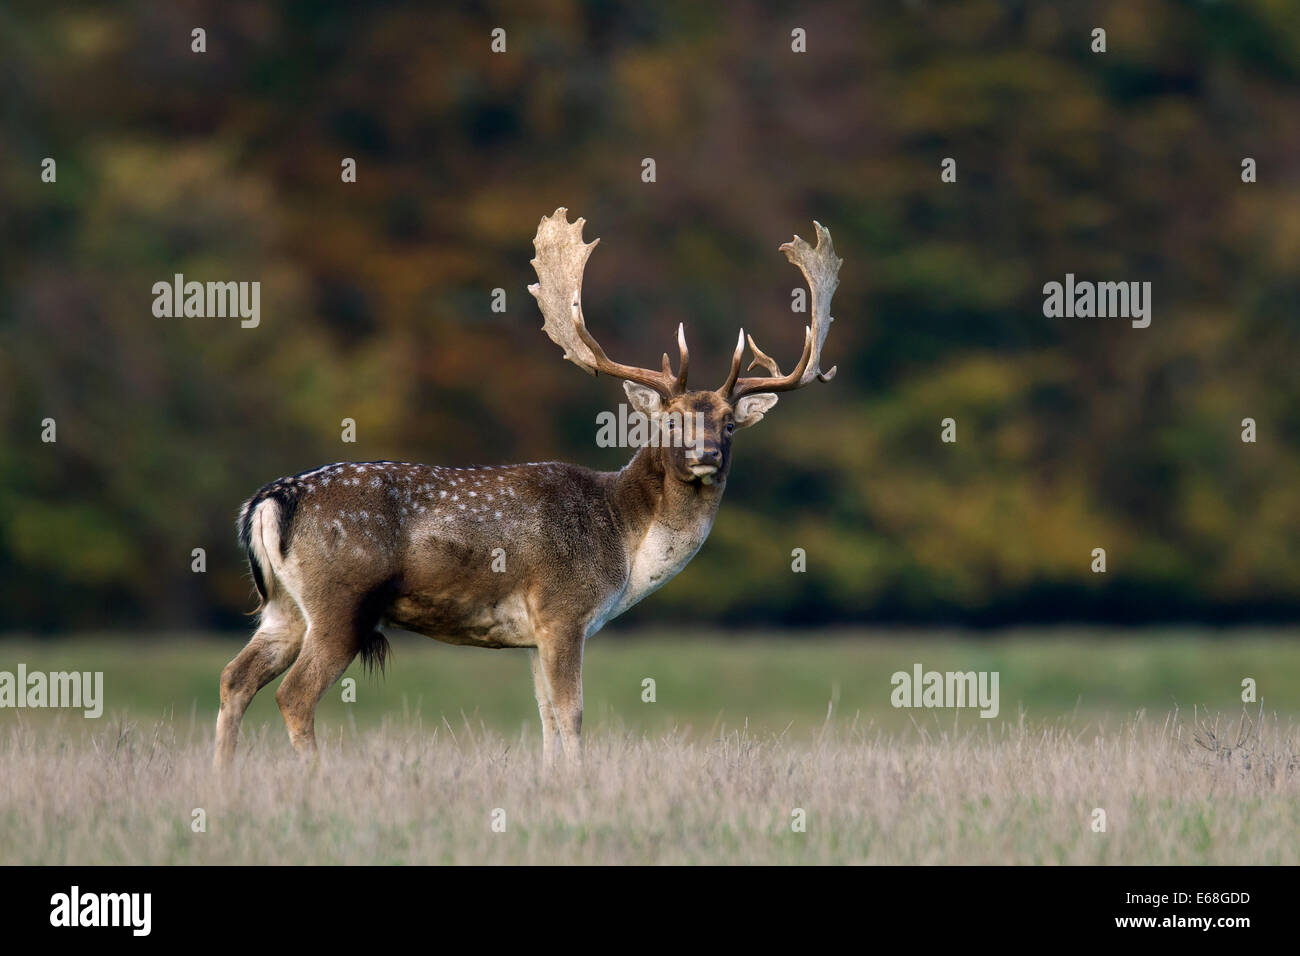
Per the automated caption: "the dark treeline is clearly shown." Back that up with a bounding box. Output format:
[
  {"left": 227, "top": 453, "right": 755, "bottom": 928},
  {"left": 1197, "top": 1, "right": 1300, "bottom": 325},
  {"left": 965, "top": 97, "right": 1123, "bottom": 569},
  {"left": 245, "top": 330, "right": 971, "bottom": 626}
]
[{"left": 2, "top": 1, "right": 1299, "bottom": 631}]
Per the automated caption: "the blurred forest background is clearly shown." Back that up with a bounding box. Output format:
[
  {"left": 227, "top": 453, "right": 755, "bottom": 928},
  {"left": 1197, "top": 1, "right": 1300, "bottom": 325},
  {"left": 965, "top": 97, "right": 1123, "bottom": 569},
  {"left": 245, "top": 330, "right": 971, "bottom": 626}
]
[{"left": 2, "top": 0, "right": 1299, "bottom": 632}]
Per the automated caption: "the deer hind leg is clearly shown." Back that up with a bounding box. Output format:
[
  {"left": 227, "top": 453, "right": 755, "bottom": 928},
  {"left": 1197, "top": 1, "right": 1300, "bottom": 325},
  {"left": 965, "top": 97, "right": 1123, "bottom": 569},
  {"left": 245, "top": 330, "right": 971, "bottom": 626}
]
[
  {"left": 274, "top": 602, "right": 367, "bottom": 760},
  {"left": 534, "top": 629, "right": 584, "bottom": 767},
  {"left": 214, "top": 598, "right": 305, "bottom": 769},
  {"left": 529, "top": 650, "right": 563, "bottom": 767}
]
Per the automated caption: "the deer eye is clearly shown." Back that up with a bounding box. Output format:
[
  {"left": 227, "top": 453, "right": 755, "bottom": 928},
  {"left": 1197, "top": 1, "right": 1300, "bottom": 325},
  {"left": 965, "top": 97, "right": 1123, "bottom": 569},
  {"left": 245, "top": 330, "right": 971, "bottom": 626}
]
[{"left": 724, "top": 422, "right": 735, "bottom": 434}]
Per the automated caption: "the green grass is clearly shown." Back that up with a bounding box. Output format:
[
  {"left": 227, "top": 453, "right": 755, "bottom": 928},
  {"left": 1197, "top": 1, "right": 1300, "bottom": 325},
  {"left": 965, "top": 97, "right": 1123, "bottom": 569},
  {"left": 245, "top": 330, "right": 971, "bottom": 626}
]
[{"left": 2, "top": 628, "right": 1297, "bottom": 737}]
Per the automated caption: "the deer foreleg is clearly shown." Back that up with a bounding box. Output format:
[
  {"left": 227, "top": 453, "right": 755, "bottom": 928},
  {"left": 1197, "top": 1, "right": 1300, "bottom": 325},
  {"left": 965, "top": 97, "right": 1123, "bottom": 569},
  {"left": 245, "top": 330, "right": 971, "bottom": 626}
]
[
  {"left": 529, "top": 650, "right": 563, "bottom": 767},
  {"left": 534, "top": 629, "right": 584, "bottom": 767}
]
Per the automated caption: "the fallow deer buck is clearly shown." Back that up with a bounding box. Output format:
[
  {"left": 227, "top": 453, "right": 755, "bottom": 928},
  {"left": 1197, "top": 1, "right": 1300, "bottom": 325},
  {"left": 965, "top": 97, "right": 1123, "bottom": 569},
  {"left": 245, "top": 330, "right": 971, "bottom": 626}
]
[{"left": 214, "top": 208, "right": 841, "bottom": 769}]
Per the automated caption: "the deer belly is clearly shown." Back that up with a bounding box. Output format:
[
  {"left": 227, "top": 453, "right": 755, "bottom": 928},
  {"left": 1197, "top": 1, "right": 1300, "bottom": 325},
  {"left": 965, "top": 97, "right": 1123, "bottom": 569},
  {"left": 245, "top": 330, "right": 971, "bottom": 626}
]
[{"left": 385, "top": 591, "right": 534, "bottom": 649}]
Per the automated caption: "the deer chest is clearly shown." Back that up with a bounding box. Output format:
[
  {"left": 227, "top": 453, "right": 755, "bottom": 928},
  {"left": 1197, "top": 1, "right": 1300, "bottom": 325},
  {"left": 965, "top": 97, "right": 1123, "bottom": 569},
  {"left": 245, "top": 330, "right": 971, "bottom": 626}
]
[{"left": 604, "top": 514, "right": 716, "bottom": 626}]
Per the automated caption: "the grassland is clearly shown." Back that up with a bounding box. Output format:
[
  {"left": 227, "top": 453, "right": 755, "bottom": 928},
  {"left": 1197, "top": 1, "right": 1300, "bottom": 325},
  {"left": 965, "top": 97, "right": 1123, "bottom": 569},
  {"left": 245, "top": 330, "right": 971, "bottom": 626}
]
[{"left": 0, "top": 630, "right": 1297, "bottom": 864}]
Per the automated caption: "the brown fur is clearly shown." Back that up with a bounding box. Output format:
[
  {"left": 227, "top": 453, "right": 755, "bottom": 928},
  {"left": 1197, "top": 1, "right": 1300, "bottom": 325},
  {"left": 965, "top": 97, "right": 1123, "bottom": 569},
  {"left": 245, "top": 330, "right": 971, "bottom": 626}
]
[{"left": 214, "top": 391, "right": 752, "bottom": 769}]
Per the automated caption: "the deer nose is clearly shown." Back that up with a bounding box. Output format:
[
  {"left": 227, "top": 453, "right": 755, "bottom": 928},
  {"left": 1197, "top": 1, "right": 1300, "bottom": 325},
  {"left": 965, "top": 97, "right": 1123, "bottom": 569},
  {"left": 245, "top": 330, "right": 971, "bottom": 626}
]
[{"left": 691, "top": 445, "right": 721, "bottom": 466}]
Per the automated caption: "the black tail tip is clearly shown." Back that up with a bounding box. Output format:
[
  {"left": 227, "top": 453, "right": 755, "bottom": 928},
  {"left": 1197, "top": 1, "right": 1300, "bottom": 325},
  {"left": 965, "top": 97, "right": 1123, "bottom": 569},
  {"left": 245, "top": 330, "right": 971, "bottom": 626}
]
[{"left": 359, "top": 629, "right": 392, "bottom": 676}]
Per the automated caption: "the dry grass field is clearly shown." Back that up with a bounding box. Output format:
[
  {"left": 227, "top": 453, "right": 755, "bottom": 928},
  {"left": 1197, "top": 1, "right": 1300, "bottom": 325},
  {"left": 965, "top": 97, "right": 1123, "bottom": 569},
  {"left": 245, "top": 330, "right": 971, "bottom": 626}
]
[
  {"left": 1, "top": 632, "right": 1297, "bottom": 864},
  {"left": 1, "top": 709, "right": 1296, "bottom": 865}
]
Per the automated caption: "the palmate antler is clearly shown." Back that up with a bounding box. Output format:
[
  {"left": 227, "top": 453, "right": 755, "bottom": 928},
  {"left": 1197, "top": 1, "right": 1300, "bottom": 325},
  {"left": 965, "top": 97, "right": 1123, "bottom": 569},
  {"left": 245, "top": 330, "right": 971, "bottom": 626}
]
[
  {"left": 528, "top": 207, "right": 689, "bottom": 399},
  {"left": 528, "top": 208, "right": 840, "bottom": 404},
  {"left": 717, "top": 221, "right": 841, "bottom": 400}
]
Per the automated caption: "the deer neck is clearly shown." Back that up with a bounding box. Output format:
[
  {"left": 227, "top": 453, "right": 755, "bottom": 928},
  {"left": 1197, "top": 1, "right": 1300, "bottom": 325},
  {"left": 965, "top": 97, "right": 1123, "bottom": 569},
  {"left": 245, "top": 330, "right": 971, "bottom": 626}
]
[
  {"left": 609, "top": 445, "right": 725, "bottom": 538},
  {"left": 601, "top": 445, "right": 725, "bottom": 623}
]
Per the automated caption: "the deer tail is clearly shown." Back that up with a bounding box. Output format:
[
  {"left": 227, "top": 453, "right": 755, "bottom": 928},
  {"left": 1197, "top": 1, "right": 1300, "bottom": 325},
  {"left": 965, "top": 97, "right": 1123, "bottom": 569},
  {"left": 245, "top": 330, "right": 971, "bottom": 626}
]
[{"left": 236, "top": 494, "right": 293, "bottom": 615}]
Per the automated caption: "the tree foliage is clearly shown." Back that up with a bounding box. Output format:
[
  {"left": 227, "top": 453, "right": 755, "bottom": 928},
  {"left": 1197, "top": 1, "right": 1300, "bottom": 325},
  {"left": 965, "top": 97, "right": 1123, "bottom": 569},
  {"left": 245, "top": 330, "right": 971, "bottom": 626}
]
[{"left": 2, "top": 1, "right": 1298, "bottom": 628}]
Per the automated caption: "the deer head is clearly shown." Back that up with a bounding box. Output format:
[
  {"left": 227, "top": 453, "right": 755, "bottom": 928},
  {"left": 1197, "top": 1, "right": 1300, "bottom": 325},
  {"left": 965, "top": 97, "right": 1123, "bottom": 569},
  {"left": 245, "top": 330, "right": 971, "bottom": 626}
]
[{"left": 527, "top": 207, "right": 841, "bottom": 487}]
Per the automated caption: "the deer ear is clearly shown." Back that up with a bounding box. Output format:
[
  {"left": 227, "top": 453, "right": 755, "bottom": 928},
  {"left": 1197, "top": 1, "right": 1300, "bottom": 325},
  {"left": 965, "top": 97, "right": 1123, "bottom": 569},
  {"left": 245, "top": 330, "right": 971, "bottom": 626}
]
[
  {"left": 623, "top": 381, "right": 663, "bottom": 418},
  {"left": 734, "top": 392, "right": 779, "bottom": 429}
]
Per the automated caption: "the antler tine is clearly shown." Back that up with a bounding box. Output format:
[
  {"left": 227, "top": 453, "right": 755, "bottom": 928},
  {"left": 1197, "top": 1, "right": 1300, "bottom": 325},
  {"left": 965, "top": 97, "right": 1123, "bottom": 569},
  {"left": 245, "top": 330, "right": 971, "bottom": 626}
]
[
  {"left": 722, "top": 221, "right": 842, "bottom": 400},
  {"left": 745, "top": 332, "right": 782, "bottom": 377},
  {"left": 718, "top": 328, "right": 745, "bottom": 397},
  {"left": 673, "top": 322, "right": 689, "bottom": 393},
  {"left": 529, "top": 208, "right": 685, "bottom": 398}
]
